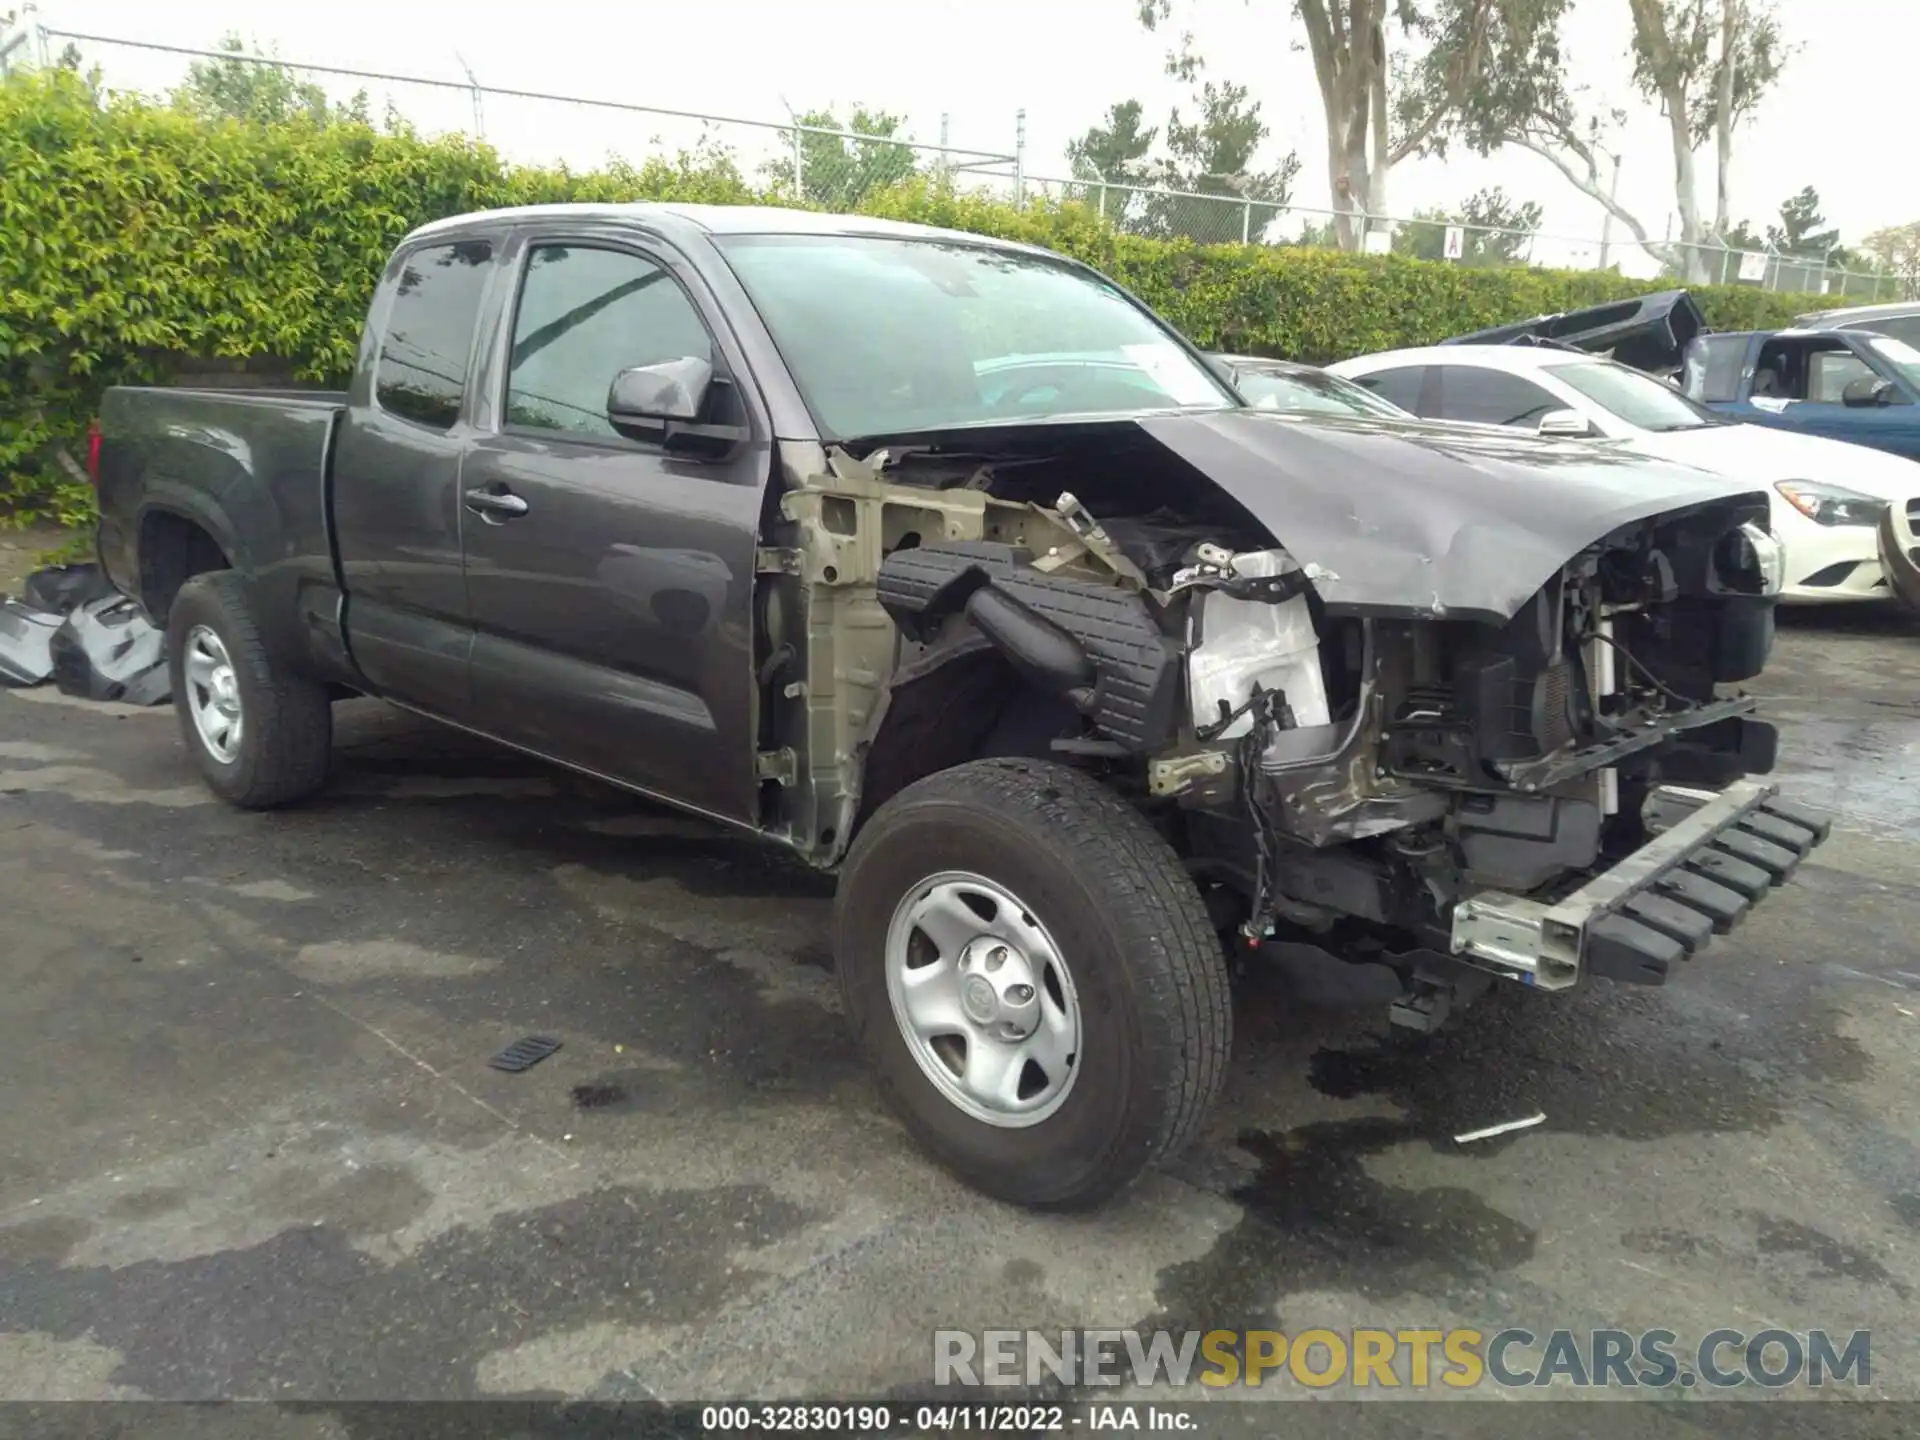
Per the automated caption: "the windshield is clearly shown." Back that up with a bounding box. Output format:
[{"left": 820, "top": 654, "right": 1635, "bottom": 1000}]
[
  {"left": 714, "top": 234, "right": 1235, "bottom": 438},
  {"left": 1232, "top": 365, "right": 1409, "bottom": 418},
  {"left": 1867, "top": 335, "right": 1920, "bottom": 390},
  {"left": 1545, "top": 359, "right": 1720, "bottom": 432}
]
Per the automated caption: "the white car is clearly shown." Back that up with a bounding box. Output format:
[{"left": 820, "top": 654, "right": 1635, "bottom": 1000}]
[{"left": 1326, "top": 344, "right": 1920, "bottom": 604}]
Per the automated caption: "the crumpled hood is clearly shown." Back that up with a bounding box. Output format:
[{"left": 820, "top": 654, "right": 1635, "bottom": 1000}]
[{"left": 1134, "top": 409, "right": 1771, "bottom": 623}]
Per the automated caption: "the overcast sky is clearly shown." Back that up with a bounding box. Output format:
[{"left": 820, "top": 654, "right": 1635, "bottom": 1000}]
[{"left": 27, "top": 0, "right": 1914, "bottom": 277}]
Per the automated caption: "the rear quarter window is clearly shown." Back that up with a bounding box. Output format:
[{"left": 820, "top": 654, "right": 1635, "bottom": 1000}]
[
  {"left": 1349, "top": 366, "right": 1428, "bottom": 414},
  {"left": 374, "top": 240, "right": 494, "bottom": 430}
]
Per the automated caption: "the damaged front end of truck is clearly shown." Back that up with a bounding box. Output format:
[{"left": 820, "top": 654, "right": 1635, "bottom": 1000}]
[{"left": 752, "top": 408, "right": 1830, "bottom": 1028}]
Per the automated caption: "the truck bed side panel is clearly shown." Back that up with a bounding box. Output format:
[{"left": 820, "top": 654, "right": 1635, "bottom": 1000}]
[{"left": 96, "top": 386, "right": 355, "bottom": 685}]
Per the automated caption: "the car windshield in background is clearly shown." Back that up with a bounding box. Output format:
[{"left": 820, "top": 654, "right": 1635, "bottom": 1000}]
[
  {"left": 1866, "top": 335, "right": 1920, "bottom": 391},
  {"left": 1546, "top": 359, "right": 1720, "bottom": 432},
  {"left": 714, "top": 234, "right": 1235, "bottom": 439},
  {"left": 1233, "top": 366, "right": 1408, "bottom": 418}
]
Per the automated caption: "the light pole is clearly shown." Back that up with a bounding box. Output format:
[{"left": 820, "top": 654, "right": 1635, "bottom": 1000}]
[{"left": 1597, "top": 146, "right": 1623, "bottom": 272}]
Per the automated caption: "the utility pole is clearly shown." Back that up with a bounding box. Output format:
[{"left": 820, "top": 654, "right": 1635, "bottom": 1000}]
[
  {"left": 779, "top": 95, "right": 804, "bottom": 202},
  {"left": 1013, "top": 109, "right": 1027, "bottom": 209},
  {"left": 455, "top": 53, "right": 484, "bottom": 139},
  {"left": 1597, "top": 149, "right": 1623, "bottom": 271}
]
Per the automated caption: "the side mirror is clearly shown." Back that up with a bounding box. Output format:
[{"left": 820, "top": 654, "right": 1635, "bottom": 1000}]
[
  {"left": 607, "top": 357, "right": 713, "bottom": 438},
  {"left": 1842, "top": 376, "right": 1895, "bottom": 409},
  {"left": 1537, "top": 408, "right": 1593, "bottom": 438}
]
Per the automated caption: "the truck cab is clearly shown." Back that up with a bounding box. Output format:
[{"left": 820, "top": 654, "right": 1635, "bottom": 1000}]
[{"left": 1682, "top": 327, "right": 1920, "bottom": 461}]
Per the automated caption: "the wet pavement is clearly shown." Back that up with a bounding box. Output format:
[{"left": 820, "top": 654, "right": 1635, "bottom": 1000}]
[{"left": 0, "top": 605, "right": 1916, "bottom": 1421}]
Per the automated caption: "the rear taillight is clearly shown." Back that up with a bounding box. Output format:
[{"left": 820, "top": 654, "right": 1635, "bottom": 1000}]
[{"left": 85, "top": 419, "right": 102, "bottom": 487}]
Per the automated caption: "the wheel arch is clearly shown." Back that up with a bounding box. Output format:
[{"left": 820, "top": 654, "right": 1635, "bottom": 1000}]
[
  {"left": 136, "top": 503, "right": 236, "bottom": 626},
  {"left": 851, "top": 638, "right": 1087, "bottom": 845}
]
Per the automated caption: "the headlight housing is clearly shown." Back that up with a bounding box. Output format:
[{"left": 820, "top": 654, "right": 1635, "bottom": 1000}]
[
  {"left": 1774, "top": 480, "right": 1889, "bottom": 527},
  {"left": 1711, "top": 521, "right": 1785, "bottom": 597}
]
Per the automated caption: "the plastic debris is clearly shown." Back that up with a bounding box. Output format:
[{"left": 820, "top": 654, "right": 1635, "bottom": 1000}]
[
  {"left": 49, "top": 596, "right": 171, "bottom": 706},
  {"left": 0, "top": 600, "right": 64, "bottom": 686},
  {"left": 1455, "top": 1113, "right": 1546, "bottom": 1144},
  {"left": 1, "top": 561, "right": 168, "bottom": 705},
  {"left": 22, "top": 562, "right": 114, "bottom": 615}
]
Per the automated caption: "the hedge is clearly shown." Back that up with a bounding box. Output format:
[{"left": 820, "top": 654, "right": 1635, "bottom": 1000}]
[{"left": 0, "top": 69, "right": 1849, "bottom": 523}]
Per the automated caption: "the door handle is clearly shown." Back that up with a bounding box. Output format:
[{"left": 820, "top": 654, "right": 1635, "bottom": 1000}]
[{"left": 464, "top": 486, "right": 529, "bottom": 522}]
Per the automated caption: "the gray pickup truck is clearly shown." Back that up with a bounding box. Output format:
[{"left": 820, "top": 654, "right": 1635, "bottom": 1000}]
[{"left": 93, "top": 203, "right": 1830, "bottom": 1208}]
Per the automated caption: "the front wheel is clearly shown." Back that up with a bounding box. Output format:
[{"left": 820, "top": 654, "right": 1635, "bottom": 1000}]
[{"left": 833, "top": 758, "right": 1231, "bottom": 1209}]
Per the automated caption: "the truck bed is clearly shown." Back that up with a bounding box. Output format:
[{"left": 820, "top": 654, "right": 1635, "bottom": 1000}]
[{"left": 95, "top": 384, "right": 350, "bottom": 683}]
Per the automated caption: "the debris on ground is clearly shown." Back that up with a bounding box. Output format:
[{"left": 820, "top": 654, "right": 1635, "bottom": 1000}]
[
  {"left": 23, "top": 563, "right": 114, "bottom": 614},
  {"left": 0, "top": 561, "right": 170, "bottom": 706},
  {"left": 50, "top": 596, "right": 170, "bottom": 706},
  {"left": 0, "top": 601, "right": 62, "bottom": 686},
  {"left": 488, "top": 1035, "right": 563, "bottom": 1073},
  {"left": 1454, "top": 1112, "right": 1546, "bottom": 1144}
]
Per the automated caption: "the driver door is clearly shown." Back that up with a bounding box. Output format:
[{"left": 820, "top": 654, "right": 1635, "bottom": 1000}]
[
  {"left": 457, "top": 228, "right": 770, "bottom": 823},
  {"left": 1748, "top": 336, "right": 1915, "bottom": 454}
]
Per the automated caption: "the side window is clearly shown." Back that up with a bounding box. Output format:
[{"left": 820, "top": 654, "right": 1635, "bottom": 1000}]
[
  {"left": 375, "top": 240, "right": 493, "bottom": 430},
  {"left": 1432, "top": 367, "right": 1560, "bottom": 427},
  {"left": 1350, "top": 366, "right": 1427, "bottom": 414},
  {"left": 1808, "top": 348, "right": 1875, "bottom": 403},
  {"left": 1752, "top": 338, "right": 1797, "bottom": 398},
  {"left": 506, "top": 245, "right": 714, "bottom": 441},
  {"left": 1685, "top": 336, "right": 1748, "bottom": 403}
]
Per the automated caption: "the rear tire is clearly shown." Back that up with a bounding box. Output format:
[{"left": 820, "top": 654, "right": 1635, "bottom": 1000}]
[
  {"left": 166, "top": 572, "right": 332, "bottom": 809},
  {"left": 833, "top": 758, "right": 1231, "bottom": 1209}
]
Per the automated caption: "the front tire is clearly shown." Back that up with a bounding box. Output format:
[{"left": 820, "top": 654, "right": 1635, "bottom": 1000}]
[
  {"left": 833, "top": 758, "right": 1231, "bottom": 1209},
  {"left": 166, "top": 572, "right": 332, "bottom": 808}
]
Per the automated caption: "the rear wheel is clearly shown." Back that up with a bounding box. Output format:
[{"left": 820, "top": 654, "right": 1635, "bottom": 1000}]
[
  {"left": 166, "top": 572, "right": 332, "bottom": 808},
  {"left": 833, "top": 758, "right": 1231, "bottom": 1209}
]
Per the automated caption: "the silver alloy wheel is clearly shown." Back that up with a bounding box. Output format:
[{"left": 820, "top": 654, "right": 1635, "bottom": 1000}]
[
  {"left": 885, "top": 871, "right": 1082, "bottom": 1127},
  {"left": 183, "top": 624, "right": 244, "bottom": 765}
]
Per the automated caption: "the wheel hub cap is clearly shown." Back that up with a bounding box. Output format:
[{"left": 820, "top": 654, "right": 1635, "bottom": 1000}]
[
  {"left": 884, "top": 872, "right": 1082, "bottom": 1128},
  {"left": 183, "top": 625, "right": 244, "bottom": 765}
]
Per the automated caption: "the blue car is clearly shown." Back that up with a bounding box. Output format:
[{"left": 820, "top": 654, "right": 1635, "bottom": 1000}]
[{"left": 1683, "top": 325, "right": 1920, "bottom": 462}]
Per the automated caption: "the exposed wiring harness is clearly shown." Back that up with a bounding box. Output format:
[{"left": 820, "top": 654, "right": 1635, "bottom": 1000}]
[
  {"left": 1231, "top": 685, "right": 1295, "bottom": 942},
  {"left": 1580, "top": 626, "right": 1695, "bottom": 710}
]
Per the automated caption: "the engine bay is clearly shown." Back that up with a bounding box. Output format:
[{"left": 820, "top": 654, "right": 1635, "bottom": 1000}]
[{"left": 757, "top": 413, "right": 1789, "bottom": 1007}]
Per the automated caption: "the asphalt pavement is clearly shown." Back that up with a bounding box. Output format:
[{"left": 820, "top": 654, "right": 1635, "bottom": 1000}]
[{"left": 0, "top": 606, "right": 1915, "bottom": 1424}]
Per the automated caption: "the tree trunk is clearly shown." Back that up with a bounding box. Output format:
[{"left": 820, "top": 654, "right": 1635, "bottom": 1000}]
[
  {"left": 1662, "top": 87, "right": 1707, "bottom": 281},
  {"left": 1712, "top": 0, "right": 1735, "bottom": 235},
  {"left": 1365, "top": 29, "right": 1390, "bottom": 245},
  {"left": 1332, "top": 114, "right": 1372, "bottom": 251}
]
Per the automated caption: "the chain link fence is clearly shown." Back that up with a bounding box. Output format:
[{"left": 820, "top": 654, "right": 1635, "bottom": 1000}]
[
  {"left": 15, "top": 22, "right": 1024, "bottom": 213},
  {"left": 4, "top": 16, "right": 1903, "bottom": 300},
  {"left": 1027, "top": 174, "right": 1900, "bottom": 298}
]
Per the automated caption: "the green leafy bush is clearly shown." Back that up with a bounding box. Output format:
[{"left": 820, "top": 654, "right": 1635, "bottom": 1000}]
[{"left": 0, "top": 70, "right": 1849, "bottom": 521}]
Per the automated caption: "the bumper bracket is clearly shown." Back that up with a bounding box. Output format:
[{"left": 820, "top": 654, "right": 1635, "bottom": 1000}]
[{"left": 1449, "top": 780, "right": 1830, "bottom": 990}]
